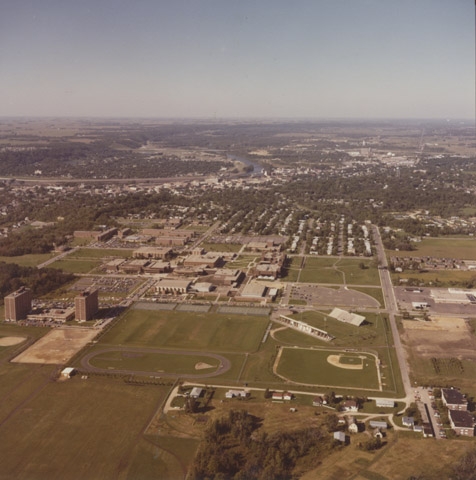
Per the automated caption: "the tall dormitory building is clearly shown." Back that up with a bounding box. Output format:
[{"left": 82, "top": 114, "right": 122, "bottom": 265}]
[
  {"left": 74, "top": 289, "right": 99, "bottom": 321},
  {"left": 4, "top": 287, "right": 32, "bottom": 321}
]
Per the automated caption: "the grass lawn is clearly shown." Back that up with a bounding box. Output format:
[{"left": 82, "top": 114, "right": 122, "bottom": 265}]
[
  {"left": 0, "top": 253, "right": 54, "bottom": 267},
  {"left": 227, "top": 255, "right": 258, "bottom": 269},
  {"left": 277, "top": 347, "right": 380, "bottom": 389},
  {"left": 89, "top": 350, "right": 220, "bottom": 375},
  {"left": 282, "top": 256, "right": 303, "bottom": 282},
  {"left": 98, "top": 308, "right": 269, "bottom": 353},
  {"left": 50, "top": 258, "right": 102, "bottom": 273},
  {"left": 0, "top": 375, "right": 169, "bottom": 480},
  {"left": 299, "top": 257, "right": 380, "bottom": 285},
  {"left": 392, "top": 269, "right": 476, "bottom": 287},
  {"left": 387, "top": 237, "right": 476, "bottom": 260},
  {"left": 201, "top": 243, "right": 242, "bottom": 252},
  {"left": 351, "top": 287, "right": 385, "bottom": 307},
  {"left": 70, "top": 248, "right": 133, "bottom": 259}
]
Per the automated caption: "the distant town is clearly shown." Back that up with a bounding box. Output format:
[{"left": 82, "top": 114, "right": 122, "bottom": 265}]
[{"left": 0, "top": 118, "right": 475, "bottom": 479}]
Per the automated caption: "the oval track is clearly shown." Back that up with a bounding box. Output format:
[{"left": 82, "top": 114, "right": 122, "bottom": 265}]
[{"left": 80, "top": 347, "right": 231, "bottom": 378}]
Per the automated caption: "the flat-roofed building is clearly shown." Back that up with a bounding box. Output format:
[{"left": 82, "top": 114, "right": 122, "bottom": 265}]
[
  {"left": 329, "top": 308, "right": 365, "bottom": 326},
  {"left": 442, "top": 388, "right": 468, "bottom": 411},
  {"left": 4, "top": 286, "right": 32, "bottom": 321},
  {"left": 155, "top": 278, "right": 191, "bottom": 294},
  {"left": 143, "top": 261, "right": 171, "bottom": 274},
  {"left": 133, "top": 246, "right": 173, "bottom": 260},
  {"left": 448, "top": 410, "right": 475, "bottom": 436},
  {"left": 120, "top": 259, "right": 150, "bottom": 274},
  {"left": 183, "top": 253, "right": 223, "bottom": 268},
  {"left": 212, "top": 268, "right": 244, "bottom": 286},
  {"left": 104, "top": 259, "right": 126, "bottom": 273},
  {"left": 75, "top": 289, "right": 99, "bottom": 322},
  {"left": 241, "top": 282, "right": 267, "bottom": 299},
  {"left": 27, "top": 307, "right": 75, "bottom": 323}
]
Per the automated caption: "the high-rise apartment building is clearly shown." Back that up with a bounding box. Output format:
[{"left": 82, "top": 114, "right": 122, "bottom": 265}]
[
  {"left": 4, "top": 287, "right": 32, "bottom": 321},
  {"left": 74, "top": 289, "right": 99, "bottom": 322}
]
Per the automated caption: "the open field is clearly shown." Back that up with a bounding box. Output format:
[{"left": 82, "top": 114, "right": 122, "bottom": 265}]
[
  {"left": 0, "top": 253, "right": 54, "bottom": 267},
  {"left": 201, "top": 243, "right": 242, "bottom": 252},
  {"left": 97, "top": 308, "right": 269, "bottom": 353},
  {"left": 50, "top": 258, "right": 102, "bottom": 273},
  {"left": 392, "top": 268, "right": 476, "bottom": 287},
  {"left": 276, "top": 347, "right": 380, "bottom": 389},
  {"left": 387, "top": 237, "right": 476, "bottom": 260},
  {"left": 71, "top": 248, "right": 133, "bottom": 258},
  {"left": 12, "top": 327, "right": 98, "bottom": 364},
  {"left": 0, "top": 375, "right": 170, "bottom": 480},
  {"left": 298, "top": 257, "right": 380, "bottom": 285},
  {"left": 401, "top": 315, "right": 476, "bottom": 394},
  {"left": 302, "top": 433, "right": 465, "bottom": 480}
]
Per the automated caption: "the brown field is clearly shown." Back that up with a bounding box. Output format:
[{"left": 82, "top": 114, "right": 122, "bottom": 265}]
[
  {"left": 11, "top": 327, "right": 98, "bottom": 364},
  {"left": 402, "top": 316, "right": 476, "bottom": 360},
  {"left": 0, "top": 336, "right": 26, "bottom": 346}
]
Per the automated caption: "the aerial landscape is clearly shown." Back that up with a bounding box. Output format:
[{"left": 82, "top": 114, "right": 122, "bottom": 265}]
[{"left": 0, "top": 1, "right": 475, "bottom": 480}]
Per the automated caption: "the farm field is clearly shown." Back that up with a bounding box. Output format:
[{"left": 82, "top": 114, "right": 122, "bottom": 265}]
[
  {"left": 276, "top": 347, "right": 380, "bottom": 389},
  {"left": 97, "top": 308, "right": 269, "bottom": 353},
  {"left": 387, "top": 237, "right": 476, "bottom": 260}
]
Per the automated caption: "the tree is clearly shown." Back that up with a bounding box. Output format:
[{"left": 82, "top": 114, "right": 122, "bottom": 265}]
[{"left": 452, "top": 447, "right": 476, "bottom": 480}]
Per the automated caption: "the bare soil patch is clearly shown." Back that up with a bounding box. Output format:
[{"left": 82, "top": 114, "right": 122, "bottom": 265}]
[
  {"left": 195, "top": 362, "right": 214, "bottom": 370},
  {"left": 402, "top": 316, "right": 476, "bottom": 360},
  {"left": 11, "top": 327, "right": 98, "bottom": 364},
  {"left": 327, "top": 354, "right": 363, "bottom": 370},
  {"left": 0, "top": 336, "right": 26, "bottom": 346}
]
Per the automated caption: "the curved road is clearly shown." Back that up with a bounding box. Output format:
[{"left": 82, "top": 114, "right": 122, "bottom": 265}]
[{"left": 80, "top": 347, "right": 231, "bottom": 379}]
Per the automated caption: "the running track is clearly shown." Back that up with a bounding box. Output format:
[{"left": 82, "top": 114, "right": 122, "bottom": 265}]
[{"left": 80, "top": 347, "right": 231, "bottom": 378}]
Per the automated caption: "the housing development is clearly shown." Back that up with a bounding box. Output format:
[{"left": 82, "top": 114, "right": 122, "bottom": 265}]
[{"left": 0, "top": 118, "right": 475, "bottom": 479}]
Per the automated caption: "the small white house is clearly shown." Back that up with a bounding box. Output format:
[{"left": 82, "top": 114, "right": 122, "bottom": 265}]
[
  {"left": 333, "top": 431, "right": 346, "bottom": 443},
  {"left": 190, "top": 387, "right": 203, "bottom": 398}
]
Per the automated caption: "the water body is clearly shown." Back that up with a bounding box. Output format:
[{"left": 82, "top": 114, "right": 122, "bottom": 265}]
[{"left": 227, "top": 154, "right": 263, "bottom": 176}]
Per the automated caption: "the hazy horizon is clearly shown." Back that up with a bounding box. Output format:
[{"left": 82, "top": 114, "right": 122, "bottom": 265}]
[{"left": 1, "top": 0, "right": 474, "bottom": 119}]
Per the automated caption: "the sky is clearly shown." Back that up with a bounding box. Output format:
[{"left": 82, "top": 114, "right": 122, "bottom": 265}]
[{"left": 0, "top": 0, "right": 474, "bottom": 119}]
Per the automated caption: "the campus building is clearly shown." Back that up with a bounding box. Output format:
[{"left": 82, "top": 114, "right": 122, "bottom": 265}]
[
  {"left": 4, "top": 286, "right": 32, "bottom": 321},
  {"left": 75, "top": 289, "right": 99, "bottom": 322}
]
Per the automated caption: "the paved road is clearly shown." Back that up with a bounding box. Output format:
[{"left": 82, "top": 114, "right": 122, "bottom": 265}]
[
  {"left": 37, "top": 246, "right": 79, "bottom": 269},
  {"left": 373, "top": 225, "right": 412, "bottom": 405},
  {"left": 80, "top": 346, "right": 231, "bottom": 379}
]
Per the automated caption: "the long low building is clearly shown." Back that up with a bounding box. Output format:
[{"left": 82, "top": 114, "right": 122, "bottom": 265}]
[
  {"left": 155, "top": 278, "right": 191, "bottom": 294},
  {"left": 431, "top": 288, "right": 476, "bottom": 304},
  {"left": 329, "top": 308, "right": 365, "bottom": 326}
]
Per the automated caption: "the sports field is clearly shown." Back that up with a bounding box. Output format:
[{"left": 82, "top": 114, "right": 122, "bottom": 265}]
[
  {"left": 276, "top": 347, "right": 380, "bottom": 390},
  {"left": 98, "top": 308, "right": 269, "bottom": 353}
]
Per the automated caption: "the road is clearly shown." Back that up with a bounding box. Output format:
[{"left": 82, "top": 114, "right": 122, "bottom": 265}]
[
  {"left": 37, "top": 246, "right": 79, "bottom": 269},
  {"left": 372, "top": 225, "right": 412, "bottom": 405}
]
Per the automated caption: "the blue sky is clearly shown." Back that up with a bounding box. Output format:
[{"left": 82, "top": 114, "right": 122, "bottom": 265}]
[{"left": 0, "top": 0, "right": 474, "bottom": 118}]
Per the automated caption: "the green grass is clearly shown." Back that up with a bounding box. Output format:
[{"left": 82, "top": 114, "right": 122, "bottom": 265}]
[
  {"left": 299, "top": 258, "right": 380, "bottom": 285},
  {"left": 98, "top": 308, "right": 269, "bottom": 353},
  {"left": 392, "top": 269, "right": 476, "bottom": 287},
  {"left": 70, "top": 248, "right": 133, "bottom": 259},
  {"left": 89, "top": 350, "right": 220, "bottom": 374},
  {"left": 282, "top": 256, "right": 303, "bottom": 282},
  {"left": 0, "top": 253, "right": 54, "bottom": 267},
  {"left": 387, "top": 237, "right": 476, "bottom": 260},
  {"left": 277, "top": 348, "right": 380, "bottom": 389},
  {"left": 351, "top": 287, "right": 385, "bottom": 307},
  {"left": 227, "top": 255, "right": 258, "bottom": 269},
  {"left": 201, "top": 243, "right": 242, "bottom": 252},
  {"left": 50, "top": 258, "right": 102, "bottom": 273},
  {"left": 0, "top": 375, "right": 169, "bottom": 480}
]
